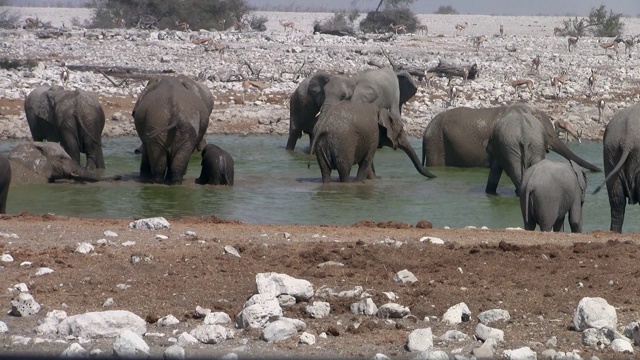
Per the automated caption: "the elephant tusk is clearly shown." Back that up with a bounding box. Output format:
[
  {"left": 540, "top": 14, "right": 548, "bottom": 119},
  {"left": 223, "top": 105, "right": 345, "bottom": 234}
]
[{"left": 315, "top": 110, "right": 322, "bottom": 118}]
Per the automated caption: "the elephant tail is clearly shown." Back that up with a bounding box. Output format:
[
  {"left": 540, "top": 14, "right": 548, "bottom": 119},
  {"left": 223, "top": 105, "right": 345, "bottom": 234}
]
[
  {"left": 524, "top": 187, "right": 531, "bottom": 224},
  {"left": 593, "top": 147, "right": 630, "bottom": 194},
  {"left": 308, "top": 132, "right": 319, "bottom": 169}
]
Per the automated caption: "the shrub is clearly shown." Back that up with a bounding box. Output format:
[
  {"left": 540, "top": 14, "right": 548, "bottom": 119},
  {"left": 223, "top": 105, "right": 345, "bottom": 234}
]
[
  {"left": 249, "top": 14, "right": 267, "bottom": 32},
  {"left": 0, "top": 8, "right": 20, "bottom": 29},
  {"left": 313, "top": 10, "right": 358, "bottom": 36},
  {"left": 559, "top": 4, "right": 624, "bottom": 37},
  {"left": 434, "top": 5, "right": 458, "bottom": 15},
  {"left": 359, "top": 8, "right": 418, "bottom": 34}
]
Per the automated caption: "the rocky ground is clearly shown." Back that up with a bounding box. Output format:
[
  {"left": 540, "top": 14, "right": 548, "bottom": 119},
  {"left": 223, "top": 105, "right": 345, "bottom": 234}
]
[{"left": 2, "top": 8, "right": 640, "bottom": 360}]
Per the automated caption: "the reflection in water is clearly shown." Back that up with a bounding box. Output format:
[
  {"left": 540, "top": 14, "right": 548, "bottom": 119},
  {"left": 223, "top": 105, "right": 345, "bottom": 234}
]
[{"left": 1, "top": 135, "right": 640, "bottom": 232}]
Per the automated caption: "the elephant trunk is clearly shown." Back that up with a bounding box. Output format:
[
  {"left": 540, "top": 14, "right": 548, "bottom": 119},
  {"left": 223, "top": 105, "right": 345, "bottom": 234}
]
[
  {"left": 397, "top": 136, "right": 437, "bottom": 179},
  {"left": 550, "top": 138, "right": 601, "bottom": 172}
]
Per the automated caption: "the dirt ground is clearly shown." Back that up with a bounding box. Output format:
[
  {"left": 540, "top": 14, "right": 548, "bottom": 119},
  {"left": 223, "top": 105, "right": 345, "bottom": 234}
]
[{"left": 0, "top": 213, "right": 639, "bottom": 358}]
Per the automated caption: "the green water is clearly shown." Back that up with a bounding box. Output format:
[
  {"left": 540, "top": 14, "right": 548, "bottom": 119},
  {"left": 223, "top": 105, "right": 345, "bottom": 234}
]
[{"left": 1, "top": 135, "right": 637, "bottom": 233}]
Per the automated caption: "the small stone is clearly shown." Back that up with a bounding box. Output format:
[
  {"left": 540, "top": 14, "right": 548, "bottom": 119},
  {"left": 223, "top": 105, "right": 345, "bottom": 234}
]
[
  {"left": 1, "top": 253, "right": 14, "bottom": 262},
  {"left": 14, "top": 283, "right": 29, "bottom": 292},
  {"left": 104, "top": 230, "right": 118, "bottom": 237},
  {"left": 610, "top": 338, "right": 634, "bottom": 353},
  {"left": 419, "top": 236, "right": 445, "bottom": 244},
  {"left": 157, "top": 314, "right": 180, "bottom": 327},
  {"left": 163, "top": 344, "right": 185, "bottom": 359},
  {"left": 122, "top": 241, "right": 136, "bottom": 247},
  {"left": 184, "top": 231, "right": 196, "bottom": 237},
  {"left": 103, "top": 298, "right": 114, "bottom": 307},
  {"left": 393, "top": 269, "right": 418, "bottom": 284},
  {"left": 299, "top": 331, "right": 315, "bottom": 345},
  {"left": 224, "top": 245, "right": 240, "bottom": 257},
  {"left": 61, "top": 343, "right": 87, "bottom": 358},
  {"left": 129, "top": 217, "right": 170, "bottom": 230},
  {"left": 35, "top": 267, "right": 54, "bottom": 276},
  {"left": 155, "top": 234, "right": 169, "bottom": 240},
  {"left": 74, "top": 242, "right": 94, "bottom": 254},
  {"left": 11, "top": 292, "right": 41, "bottom": 316},
  {"left": 442, "top": 302, "right": 471, "bottom": 325},
  {"left": 306, "top": 301, "right": 330, "bottom": 319}
]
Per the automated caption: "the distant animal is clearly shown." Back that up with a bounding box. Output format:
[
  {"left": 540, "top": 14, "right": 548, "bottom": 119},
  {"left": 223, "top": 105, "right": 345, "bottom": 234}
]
[
  {"left": 279, "top": 20, "right": 294, "bottom": 31},
  {"left": 531, "top": 55, "right": 541, "bottom": 74},
  {"left": 520, "top": 159, "right": 587, "bottom": 233},
  {"left": 499, "top": 24, "right": 504, "bottom": 36},
  {"left": 455, "top": 22, "right": 468, "bottom": 34},
  {"left": 553, "top": 118, "right": 582, "bottom": 143},
  {"left": 567, "top": 36, "right": 579, "bottom": 52},
  {"left": 196, "top": 144, "right": 234, "bottom": 186}
]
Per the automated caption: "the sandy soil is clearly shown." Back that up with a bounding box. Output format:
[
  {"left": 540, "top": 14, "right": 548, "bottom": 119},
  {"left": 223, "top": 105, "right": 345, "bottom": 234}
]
[{"left": 0, "top": 213, "right": 639, "bottom": 358}]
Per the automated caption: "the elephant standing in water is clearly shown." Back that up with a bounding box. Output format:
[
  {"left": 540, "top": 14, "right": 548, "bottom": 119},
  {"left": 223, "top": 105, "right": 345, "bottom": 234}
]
[
  {"left": 310, "top": 101, "right": 436, "bottom": 182},
  {"left": 132, "top": 75, "right": 214, "bottom": 185},
  {"left": 594, "top": 102, "right": 640, "bottom": 233},
  {"left": 24, "top": 85, "right": 105, "bottom": 170},
  {"left": 421, "top": 105, "right": 600, "bottom": 172},
  {"left": 196, "top": 144, "right": 234, "bottom": 186},
  {"left": 0, "top": 154, "right": 10, "bottom": 213},
  {"left": 520, "top": 159, "right": 587, "bottom": 232}
]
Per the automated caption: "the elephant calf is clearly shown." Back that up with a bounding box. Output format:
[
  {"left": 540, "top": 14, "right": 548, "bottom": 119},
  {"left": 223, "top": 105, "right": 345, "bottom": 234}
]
[
  {"left": 196, "top": 144, "right": 234, "bottom": 186},
  {"left": 520, "top": 159, "right": 587, "bottom": 232}
]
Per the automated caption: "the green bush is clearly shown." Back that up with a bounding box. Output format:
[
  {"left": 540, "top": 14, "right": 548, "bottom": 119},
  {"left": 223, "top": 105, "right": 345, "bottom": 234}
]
[
  {"left": 559, "top": 4, "right": 624, "bottom": 37},
  {"left": 359, "top": 8, "right": 418, "bottom": 34},
  {"left": 434, "top": 5, "right": 458, "bottom": 14}
]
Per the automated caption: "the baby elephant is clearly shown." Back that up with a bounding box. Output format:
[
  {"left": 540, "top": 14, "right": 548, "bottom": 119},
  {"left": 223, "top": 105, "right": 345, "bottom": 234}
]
[
  {"left": 520, "top": 159, "right": 587, "bottom": 232},
  {"left": 195, "top": 144, "right": 234, "bottom": 186}
]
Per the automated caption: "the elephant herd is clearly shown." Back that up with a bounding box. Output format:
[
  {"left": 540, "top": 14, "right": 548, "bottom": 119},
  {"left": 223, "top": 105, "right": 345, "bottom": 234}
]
[
  {"left": 1, "top": 70, "right": 640, "bottom": 234},
  {"left": 288, "top": 67, "right": 640, "bottom": 234}
]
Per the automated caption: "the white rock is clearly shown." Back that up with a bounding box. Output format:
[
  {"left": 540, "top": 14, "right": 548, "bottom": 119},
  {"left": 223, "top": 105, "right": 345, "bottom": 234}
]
[
  {"left": 121, "top": 241, "right": 136, "bottom": 247},
  {"left": 478, "top": 309, "right": 511, "bottom": 324},
  {"left": 14, "top": 282, "right": 29, "bottom": 292},
  {"left": 195, "top": 306, "right": 211, "bottom": 318},
  {"left": 573, "top": 297, "right": 617, "bottom": 331},
  {"left": 442, "top": 302, "right": 471, "bottom": 325},
  {"left": 20, "top": 261, "right": 32, "bottom": 267},
  {"left": 372, "top": 354, "right": 391, "bottom": 360},
  {"left": 406, "top": 328, "right": 433, "bottom": 352},
  {"left": 74, "top": 242, "right": 95, "bottom": 254},
  {"left": 610, "top": 338, "right": 634, "bottom": 353},
  {"left": 221, "top": 353, "right": 238, "bottom": 360},
  {"left": 503, "top": 346, "right": 537, "bottom": 360},
  {"left": 11, "top": 292, "right": 41, "bottom": 316},
  {"left": 475, "top": 323, "right": 504, "bottom": 342},
  {"left": 103, "top": 298, "right": 114, "bottom": 307},
  {"left": 163, "top": 344, "right": 185, "bottom": 359},
  {"left": 58, "top": 310, "right": 147, "bottom": 339},
  {"left": 416, "top": 350, "right": 450, "bottom": 360},
  {"left": 255, "top": 272, "right": 313, "bottom": 300},
  {"left": 0, "top": 231, "right": 18, "bottom": 238},
  {"left": 440, "top": 329, "right": 469, "bottom": 342},
  {"left": 299, "top": 331, "right": 315, "bottom": 345},
  {"left": 104, "top": 230, "right": 118, "bottom": 237},
  {"left": 224, "top": 245, "right": 241, "bottom": 257},
  {"left": 1, "top": 253, "right": 14, "bottom": 262},
  {"left": 393, "top": 269, "right": 418, "bottom": 284},
  {"left": 350, "top": 298, "right": 378, "bottom": 316},
  {"left": 35, "top": 267, "right": 54, "bottom": 276},
  {"left": 236, "top": 296, "right": 283, "bottom": 329},
  {"left": 157, "top": 314, "right": 180, "bottom": 327},
  {"left": 176, "top": 332, "right": 199, "bottom": 347},
  {"left": 128, "top": 217, "right": 170, "bottom": 230},
  {"left": 184, "top": 230, "right": 196, "bottom": 237},
  {"left": 61, "top": 343, "right": 87, "bottom": 358},
  {"left": 0, "top": 321, "right": 8, "bottom": 333},
  {"left": 155, "top": 234, "right": 169, "bottom": 240},
  {"left": 305, "top": 301, "right": 330, "bottom": 319},
  {"left": 203, "top": 312, "right": 231, "bottom": 325},
  {"left": 189, "top": 324, "right": 228, "bottom": 344},
  {"left": 377, "top": 303, "right": 410, "bottom": 318},
  {"left": 261, "top": 319, "right": 298, "bottom": 342},
  {"left": 112, "top": 329, "right": 150, "bottom": 358},
  {"left": 382, "top": 292, "right": 398, "bottom": 300},
  {"left": 277, "top": 294, "right": 296, "bottom": 307}
]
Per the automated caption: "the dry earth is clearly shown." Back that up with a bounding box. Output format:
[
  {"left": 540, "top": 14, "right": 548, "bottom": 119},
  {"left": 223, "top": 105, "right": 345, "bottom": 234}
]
[{"left": 1, "top": 7, "right": 640, "bottom": 360}]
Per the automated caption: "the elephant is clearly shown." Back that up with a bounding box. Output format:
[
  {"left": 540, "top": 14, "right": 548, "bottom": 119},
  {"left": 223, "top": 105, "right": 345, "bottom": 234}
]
[
  {"left": 24, "top": 85, "right": 106, "bottom": 170},
  {"left": 195, "top": 144, "right": 234, "bottom": 186},
  {"left": 421, "top": 105, "right": 601, "bottom": 172},
  {"left": 520, "top": 159, "right": 587, "bottom": 232},
  {"left": 8, "top": 142, "right": 114, "bottom": 184},
  {"left": 310, "top": 100, "right": 436, "bottom": 183},
  {"left": 594, "top": 102, "right": 640, "bottom": 233},
  {"left": 132, "top": 74, "right": 214, "bottom": 185},
  {"left": 0, "top": 153, "right": 10, "bottom": 213},
  {"left": 486, "top": 104, "right": 548, "bottom": 195}
]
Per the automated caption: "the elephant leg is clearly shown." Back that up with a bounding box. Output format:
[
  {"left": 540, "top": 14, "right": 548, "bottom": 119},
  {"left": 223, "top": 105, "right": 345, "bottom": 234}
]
[
  {"left": 286, "top": 128, "right": 302, "bottom": 151},
  {"left": 225, "top": 166, "right": 234, "bottom": 186},
  {"left": 568, "top": 205, "right": 583, "bottom": 233},
  {"left": 144, "top": 143, "right": 168, "bottom": 183},
  {"left": 168, "top": 149, "right": 191, "bottom": 185},
  {"left": 139, "top": 146, "right": 152, "bottom": 180},
  {"left": 315, "top": 144, "right": 333, "bottom": 183},
  {"left": 0, "top": 163, "right": 9, "bottom": 214},
  {"left": 552, "top": 216, "right": 566, "bottom": 232},
  {"left": 59, "top": 129, "right": 82, "bottom": 166},
  {"left": 85, "top": 142, "right": 105, "bottom": 171},
  {"left": 485, "top": 161, "right": 503, "bottom": 195},
  {"left": 607, "top": 178, "right": 626, "bottom": 233}
]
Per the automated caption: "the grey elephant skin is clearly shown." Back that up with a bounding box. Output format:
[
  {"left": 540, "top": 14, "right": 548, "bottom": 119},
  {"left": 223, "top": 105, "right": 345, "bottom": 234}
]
[
  {"left": 196, "top": 144, "right": 234, "bottom": 186},
  {"left": 24, "top": 85, "right": 106, "bottom": 170},
  {"left": 310, "top": 101, "right": 435, "bottom": 182},
  {"left": 520, "top": 159, "right": 587, "bottom": 232},
  {"left": 8, "top": 142, "right": 106, "bottom": 184},
  {"left": 421, "top": 105, "right": 601, "bottom": 172},
  {"left": 595, "top": 102, "right": 640, "bottom": 233},
  {"left": 132, "top": 75, "right": 214, "bottom": 185},
  {"left": 486, "top": 104, "right": 548, "bottom": 195},
  {"left": 0, "top": 153, "right": 10, "bottom": 213}
]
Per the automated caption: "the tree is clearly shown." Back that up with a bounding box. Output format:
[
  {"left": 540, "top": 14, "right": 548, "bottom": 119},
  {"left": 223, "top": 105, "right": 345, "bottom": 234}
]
[
  {"left": 0, "top": 0, "right": 20, "bottom": 29},
  {"left": 559, "top": 4, "right": 624, "bottom": 37},
  {"left": 434, "top": 5, "right": 458, "bottom": 14},
  {"left": 358, "top": 0, "right": 418, "bottom": 33}
]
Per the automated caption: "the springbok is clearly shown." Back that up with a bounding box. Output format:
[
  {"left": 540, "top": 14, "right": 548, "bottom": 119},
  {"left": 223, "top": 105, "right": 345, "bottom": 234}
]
[
  {"left": 499, "top": 24, "right": 504, "bottom": 36},
  {"left": 279, "top": 20, "right": 294, "bottom": 31},
  {"left": 417, "top": 24, "right": 428, "bottom": 35},
  {"left": 553, "top": 119, "right": 582, "bottom": 143},
  {"left": 531, "top": 55, "right": 541, "bottom": 74},
  {"left": 567, "top": 36, "right": 579, "bottom": 52},
  {"left": 242, "top": 80, "right": 270, "bottom": 102},
  {"left": 597, "top": 99, "right": 606, "bottom": 122},
  {"left": 389, "top": 23, "right": 407, "bottom": 34},
  {"left": 455, "top": 22, "right": 468, "bottom": 35},
  {"left": 175, "top": 20, "right": 189, "bottom": 31},
  {"left": 587, "top": 69, "right": 596, "bottom": 95},
  {"left": 510, "top": 79, "right": 534, "bottom": 96}
]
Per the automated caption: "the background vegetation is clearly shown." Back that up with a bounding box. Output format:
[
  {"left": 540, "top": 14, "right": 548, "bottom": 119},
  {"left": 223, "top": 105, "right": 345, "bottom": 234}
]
[{"left": 558, "top": 4, "right": 625, "bottom": 37}]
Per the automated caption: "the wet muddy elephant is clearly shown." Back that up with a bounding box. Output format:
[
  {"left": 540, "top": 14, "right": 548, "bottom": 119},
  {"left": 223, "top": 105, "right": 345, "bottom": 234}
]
[
  {"left": 24, "top": 85, "right": 106, "bottom": 170},
  {"left": 8, "top": 142, "right": 112, "bottom": 184},
  {"left": 195, "top": 144, "right": 234, "bottom": 186},
  {"left": 0, "top": 153, "right": 10, "bottom": 213},
  {"left": 310, "top": 101, "right": 436, "bottom": 182},
  {"left": 421, "top": 105, "right": 601, "bottom": 172},
  {"left": 132, "top": 75, "right": 214, "bottom": 185},
  {"left": 595, "top": 102, "right": 640, "bottom": 233},
  {"left": 520, "top": 159, "right": 587, "bottom": 232}
]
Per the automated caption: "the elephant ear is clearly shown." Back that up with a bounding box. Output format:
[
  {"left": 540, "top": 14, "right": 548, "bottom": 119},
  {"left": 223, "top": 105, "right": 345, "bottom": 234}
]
[
  {"left": 307, "top": 71, "right": 332, "bottom": 108},
  {"left": 177, "top": 75, "right": 215, "bottom": 114},
  {"left": 378, "top": 108, "right": 404, "bottom": 149},
  {"left": 569, "top": 160, "right": 588, "bottom": 201},
  {"left": 397, "top": 71, "right": 418, "bottom": 112}
]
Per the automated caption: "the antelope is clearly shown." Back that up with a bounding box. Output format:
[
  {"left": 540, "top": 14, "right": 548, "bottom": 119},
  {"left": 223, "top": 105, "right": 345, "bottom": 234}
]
[
  {"left": 113, "top": 17, "right": 125, "bottom": 28},
  {"left": 597, "top": 99, "right": 606, "bottom": 122},
  {"left": 600, "top": 41, "right": 619, "bottom": 59},
  {"left": 234, "top": 20, "right": 246, "bottom": 32},
  {"left": 279, "top": 20, "right": 295, "bottom": 31},
  {"left": 175, "top": 20, "right": 189, "bottom": 31},
  {"left": 417, "top": 24, "right": 428, "bottom": 35},
  {"left": 499, "top": 24, "right": 504, "bottom": 36},
  {"left": 510, "top": 79, "right": 534, "bottom": 95},
  {"left": 389, "top": 23, "right": 407, "bottom": 34},
  {"left": 551, "top": 70, "right": 568, "bottom": 97},
  {"left": 587, "top": 69, "right": 596, "bottom": 95},
  {"left": 59, "top": 66, "right": 69, "bottom": 86},
  {"left": 191, "top": 37, "right": 213, "bottom": 46},
  {"left": 448, "top": 84, "right": 458, "bottom": 107},
  {"left": 218, "top": 19, "right": 226, "bottom": 29},
  {"left": 624, "top": 38, "right": 635, "bottom": 53},
  {"left": 242, "top": 80, "right": 270, "bottom": 102},
  {"left": 473, "top": 35, "right": 486, "bottom": 53},
  {"left": 567, "top": 36, "right": 579, "bottom": 52},
  {"left": 553, "top": 119, "right": 582, "bottom": 143},
  {"left": 462, "top": 67, "right": 470, "bottom": 83},
  {"left": 553, "top": 27, "right": 563, "bottom": 36},
  {"left": 424, "top": 72, "right": 435, "bottom": 88},
  {"left": 531, "top": 55, "right": 541, "bottom": 74},
  {"left": 24, "top": 17, "right": 39, "bottom": 29},
  {"left": 455, "top": 22, "right": 468, "bottom": 35},
  {"left": 211, "top": 42, "right": 227, "bottom": 55}
]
